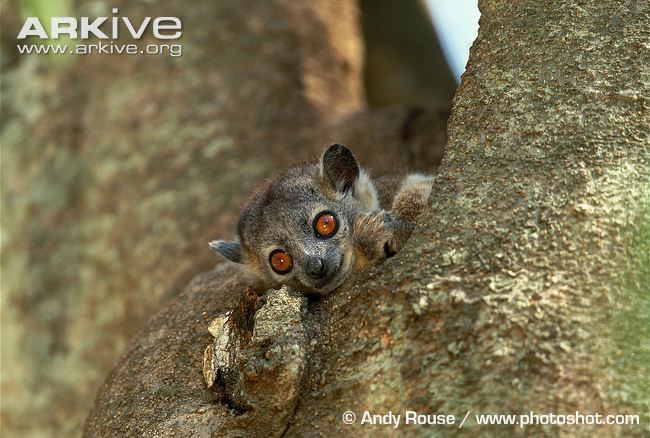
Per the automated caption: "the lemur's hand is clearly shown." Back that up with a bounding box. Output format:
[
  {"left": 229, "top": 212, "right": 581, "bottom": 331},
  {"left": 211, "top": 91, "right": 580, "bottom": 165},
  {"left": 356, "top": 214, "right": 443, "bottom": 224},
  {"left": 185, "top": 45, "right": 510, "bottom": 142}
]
[
  {"left": 352, "top": 174, "right": 434, "bottom": 271},
  {"left": 352, "top": 210, "right": 413, "bottom": 270}
]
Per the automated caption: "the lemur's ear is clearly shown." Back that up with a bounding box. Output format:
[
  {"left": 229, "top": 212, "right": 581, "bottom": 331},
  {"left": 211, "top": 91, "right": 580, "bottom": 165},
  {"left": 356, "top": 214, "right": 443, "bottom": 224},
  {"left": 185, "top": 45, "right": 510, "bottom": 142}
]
[
  {"left": 209, "top": 240, "right": 243, "bottom": 264},
  {"left": 321, "top": 143, "right": 359, "bottom": 193}
]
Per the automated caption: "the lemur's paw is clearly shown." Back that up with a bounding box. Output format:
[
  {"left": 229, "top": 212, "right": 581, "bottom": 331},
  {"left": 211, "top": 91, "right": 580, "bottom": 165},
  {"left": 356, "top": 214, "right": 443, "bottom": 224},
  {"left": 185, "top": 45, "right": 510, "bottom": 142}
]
[
  {"left": 392, "top": 174, "right": 434, "bottom": 223},
  {"left": 353, "top": 210, "right": 393, "bottom": 268},
  {"left": 352, "top": 210, "right": 413, "bottom": 270}
]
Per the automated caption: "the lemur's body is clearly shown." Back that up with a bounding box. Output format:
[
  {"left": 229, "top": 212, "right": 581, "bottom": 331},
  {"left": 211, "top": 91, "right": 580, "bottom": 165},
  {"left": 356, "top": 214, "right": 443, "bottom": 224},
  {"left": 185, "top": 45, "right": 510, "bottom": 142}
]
[{"left": 211, "top": 144, "right": 433, "bottom": 295}]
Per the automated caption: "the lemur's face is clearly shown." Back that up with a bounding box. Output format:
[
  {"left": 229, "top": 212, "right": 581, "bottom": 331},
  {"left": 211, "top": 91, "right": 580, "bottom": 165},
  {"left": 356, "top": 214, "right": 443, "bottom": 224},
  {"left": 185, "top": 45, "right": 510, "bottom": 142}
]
[
  {"left": 248, "top": 186, "right": 358, "bottom": 294},
  {"left": 211, "top": 144, "right": 378, "bottom": 295}
]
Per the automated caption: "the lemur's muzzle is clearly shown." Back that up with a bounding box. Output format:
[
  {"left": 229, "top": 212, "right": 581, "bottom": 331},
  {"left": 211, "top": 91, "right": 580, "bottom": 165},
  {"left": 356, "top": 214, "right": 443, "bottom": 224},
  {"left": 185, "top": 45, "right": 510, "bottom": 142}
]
[{"left": 306, "top": 256, "right": 327, "bottom": 279}]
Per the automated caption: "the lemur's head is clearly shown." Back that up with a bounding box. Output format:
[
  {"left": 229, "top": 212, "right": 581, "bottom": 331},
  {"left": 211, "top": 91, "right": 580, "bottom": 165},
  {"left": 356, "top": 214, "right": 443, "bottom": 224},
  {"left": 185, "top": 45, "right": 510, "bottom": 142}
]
[{"left": 211, "top": 144, "right": 378, "bottom": 295}]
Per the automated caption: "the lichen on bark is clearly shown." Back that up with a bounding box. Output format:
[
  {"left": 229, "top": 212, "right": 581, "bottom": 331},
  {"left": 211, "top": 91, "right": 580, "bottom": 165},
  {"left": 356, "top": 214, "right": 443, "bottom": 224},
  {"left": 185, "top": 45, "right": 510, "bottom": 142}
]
[
  {"left": 3, "top": 0, "right": 648, "bottom": 436},
  {"left": 84, "top": 0, "right": 649, "bottom": 436}
]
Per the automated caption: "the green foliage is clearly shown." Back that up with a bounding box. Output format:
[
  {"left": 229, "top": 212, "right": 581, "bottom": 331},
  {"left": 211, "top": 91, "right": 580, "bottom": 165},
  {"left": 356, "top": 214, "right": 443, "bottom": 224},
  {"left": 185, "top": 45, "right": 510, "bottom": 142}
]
[
  {"left": 17, "top": 0, "right": 73, "bottom": 64},
  {"left": 18, "top": 0, "right": 72, "bottom": 22}
]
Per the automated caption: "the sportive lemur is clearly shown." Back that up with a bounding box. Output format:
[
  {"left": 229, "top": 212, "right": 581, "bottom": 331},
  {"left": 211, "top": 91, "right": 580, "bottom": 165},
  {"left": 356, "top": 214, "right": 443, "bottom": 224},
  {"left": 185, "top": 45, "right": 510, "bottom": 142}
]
[{"left": 210, "top": 144, "right": 433, "bottom": 295}]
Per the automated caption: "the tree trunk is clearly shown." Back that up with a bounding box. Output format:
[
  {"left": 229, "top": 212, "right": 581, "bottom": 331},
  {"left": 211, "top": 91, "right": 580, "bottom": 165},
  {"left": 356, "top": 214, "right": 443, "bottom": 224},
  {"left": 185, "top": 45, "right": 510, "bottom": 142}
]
[
  {"left": 1, "top": 0, "right": 447, "bottom": 435},
  {"left": 83, "top": 0, "right": 649, "bottom": 436}
]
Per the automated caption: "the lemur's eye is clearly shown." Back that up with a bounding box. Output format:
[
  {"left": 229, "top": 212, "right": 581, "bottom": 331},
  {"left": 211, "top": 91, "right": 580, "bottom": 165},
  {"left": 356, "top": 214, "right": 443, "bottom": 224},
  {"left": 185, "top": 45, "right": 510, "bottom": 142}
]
[
  {"left": 269, "top": 249, "right": 293, "bottom": 274},
  {"left": 314, "top": 211, "right": 338, "bottom": 238}
]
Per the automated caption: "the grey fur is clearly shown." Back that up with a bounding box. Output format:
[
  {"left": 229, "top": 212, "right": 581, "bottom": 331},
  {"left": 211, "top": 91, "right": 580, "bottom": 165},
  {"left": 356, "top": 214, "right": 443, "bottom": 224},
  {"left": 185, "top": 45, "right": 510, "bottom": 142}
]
[{"left": 210, "top": 144, "right": 434, "bottom": 295}]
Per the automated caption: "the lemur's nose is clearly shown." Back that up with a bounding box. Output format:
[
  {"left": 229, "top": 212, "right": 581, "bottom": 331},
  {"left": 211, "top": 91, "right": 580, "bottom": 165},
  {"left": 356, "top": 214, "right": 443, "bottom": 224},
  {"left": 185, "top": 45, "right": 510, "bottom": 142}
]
[{"left": 306, "top": 256, "right": 326, "bottom": 279}]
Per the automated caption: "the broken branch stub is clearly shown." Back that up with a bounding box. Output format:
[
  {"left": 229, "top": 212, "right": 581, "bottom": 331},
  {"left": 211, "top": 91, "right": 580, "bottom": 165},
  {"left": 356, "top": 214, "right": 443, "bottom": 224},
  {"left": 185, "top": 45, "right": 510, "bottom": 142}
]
[{"left": 203, "top": 286, "right": 308, "bottom": 432}]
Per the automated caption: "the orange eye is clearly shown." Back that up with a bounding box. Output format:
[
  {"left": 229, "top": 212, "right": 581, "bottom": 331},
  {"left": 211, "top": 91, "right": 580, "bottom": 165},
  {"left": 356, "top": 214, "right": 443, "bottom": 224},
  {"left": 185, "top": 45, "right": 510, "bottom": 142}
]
[
  {"left": 269, "top": 249, "right": 293, "bottom": 274},
  {"left": 314, "top": 211, "right": 338, "bottom": 238}
]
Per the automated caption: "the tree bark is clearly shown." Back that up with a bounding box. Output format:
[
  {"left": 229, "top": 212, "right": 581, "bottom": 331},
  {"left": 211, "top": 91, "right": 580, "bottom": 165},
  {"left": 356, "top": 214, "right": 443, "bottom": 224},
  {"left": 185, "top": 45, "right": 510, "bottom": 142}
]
[
  {"left": 1, "top": 0, "right": 447, "bottom": 435},
  {"left": 83, "top": 0, "right": 649, "bottom": 436}
]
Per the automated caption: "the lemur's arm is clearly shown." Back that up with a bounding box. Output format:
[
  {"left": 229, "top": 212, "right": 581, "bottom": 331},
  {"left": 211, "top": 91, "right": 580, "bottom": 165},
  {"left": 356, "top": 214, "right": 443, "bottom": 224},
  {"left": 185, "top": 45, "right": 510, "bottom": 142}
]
[{"left": 353, "top": 174, "right": 434, "bottom": 270}]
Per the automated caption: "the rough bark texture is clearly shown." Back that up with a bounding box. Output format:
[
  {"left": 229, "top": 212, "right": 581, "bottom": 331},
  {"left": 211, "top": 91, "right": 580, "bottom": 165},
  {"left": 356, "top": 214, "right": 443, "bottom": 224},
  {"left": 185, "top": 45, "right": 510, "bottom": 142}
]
[
  {"left": 1, "top": 0, "right": 448, "bottom": 435},
  {"left": 84, "top": 0, "right": 649, "bottom": 436}
]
